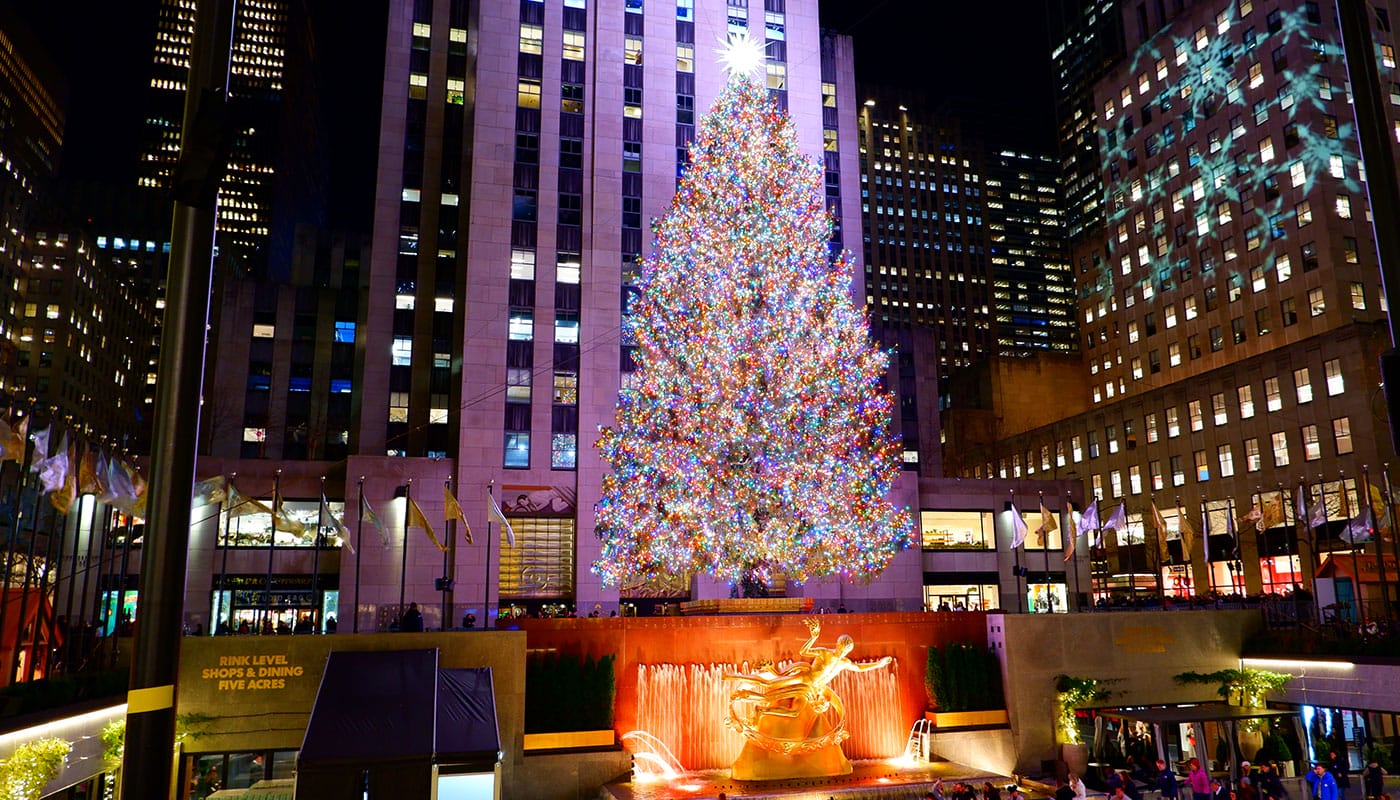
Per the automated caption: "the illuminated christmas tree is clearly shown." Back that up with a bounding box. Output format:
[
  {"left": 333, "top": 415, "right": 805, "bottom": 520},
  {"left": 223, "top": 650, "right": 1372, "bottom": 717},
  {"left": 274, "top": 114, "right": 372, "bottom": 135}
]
[{"left": 594, "top": 48, "right": 913, "bottom": 590}]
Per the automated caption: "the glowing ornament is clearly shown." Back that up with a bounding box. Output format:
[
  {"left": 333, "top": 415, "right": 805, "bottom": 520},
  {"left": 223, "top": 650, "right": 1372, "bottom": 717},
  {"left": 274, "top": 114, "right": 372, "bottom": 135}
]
[{"left": 716, "top": 31, "right": 766, "bottom": 79}]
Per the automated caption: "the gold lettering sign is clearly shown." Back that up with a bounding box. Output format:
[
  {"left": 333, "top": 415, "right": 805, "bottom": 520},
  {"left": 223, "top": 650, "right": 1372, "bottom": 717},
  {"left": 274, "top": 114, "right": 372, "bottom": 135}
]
[{"left": 199, "top": 653, "right": 306, "bottom": 692}]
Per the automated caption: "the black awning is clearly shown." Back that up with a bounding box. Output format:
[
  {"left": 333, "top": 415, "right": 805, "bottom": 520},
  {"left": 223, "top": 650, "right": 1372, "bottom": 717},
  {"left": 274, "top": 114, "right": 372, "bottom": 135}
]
[
  {"left": 299, "top": 648, "right": 440, "bottom": 765},
  {"left": 436, "top": 668, "right": 502, "bottom": 770}
]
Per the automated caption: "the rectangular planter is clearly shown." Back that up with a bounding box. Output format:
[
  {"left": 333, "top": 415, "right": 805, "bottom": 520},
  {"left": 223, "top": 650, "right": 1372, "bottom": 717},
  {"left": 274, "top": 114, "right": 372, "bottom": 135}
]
[
  {"left": 924, "top": 709, "right": 1010, "bottom": 728},
  {"left": 523, "top": 730, "right": 616, "bottom": 751}
]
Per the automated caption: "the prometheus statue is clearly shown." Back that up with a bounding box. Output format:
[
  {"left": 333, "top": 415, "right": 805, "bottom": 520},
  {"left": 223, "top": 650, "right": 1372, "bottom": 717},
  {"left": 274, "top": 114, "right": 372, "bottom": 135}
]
[{"left": 724, "top": 618, "right": 892, "bottom": 780}]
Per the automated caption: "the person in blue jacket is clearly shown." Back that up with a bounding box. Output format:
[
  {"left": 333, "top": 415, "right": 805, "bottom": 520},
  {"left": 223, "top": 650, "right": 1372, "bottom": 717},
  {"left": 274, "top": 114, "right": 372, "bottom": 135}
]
[{"left": 1307, "top": 763, "right": 1339, "bottom": 800}]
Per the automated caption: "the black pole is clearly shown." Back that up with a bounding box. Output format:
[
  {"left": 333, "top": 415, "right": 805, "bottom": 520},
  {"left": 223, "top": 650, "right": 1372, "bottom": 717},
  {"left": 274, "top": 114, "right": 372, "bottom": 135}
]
[
  {"left": 120, "top": 0, "right": 233, "bottom": 792},
  {"left": 1362, "top": 467, "right": 1390, "bottom": 622},
  {"left": 1340, "top": 473, "right": 1367, "bottom": 628},
  {"left": 1336, "top": 0, "right": 1400, "bottom": 458},
  {"left": 1066, "top": 502, "right": 1081, "bottom": 611},
  {"left": 485, "top": 480, "right": 495, "bottom": 626},
  {"left": 354, "top": 478, "right": 364, "bottom": 634},
  {"left": 1040, "top": 493, "right": 1052, "bottom": 609},
  {"left": 36, "top": 504, "right": 67, "bottom": 679},
  {"left": 312, "top": 477, "right": 325, "bottom": 632},
  {"left": 1385, "top": 469, "right": 1400, "bottom": 619},
  {"left": 1011, "top": 492, "right": 1023, "bottom": 612},
  {"left": 63, "top": 493, "right": 80, "bottom": 638},
  {"left": 442, "top": 478, "right": 452, "bottom": 630},
  {"left": 264, "top": 471, "right": 281, "bottom": 633},
  {"left": 9, "top": 484, "right": 43, "bottom": 682},
  {"left": 214, "top": 473, "right": 235, "bottom": 634},
  {"left": 399, "top": 480, "right": 412, "bottom": 621},
  {"left": 94, "top": 507, "right": 112, "bottom": 641}
]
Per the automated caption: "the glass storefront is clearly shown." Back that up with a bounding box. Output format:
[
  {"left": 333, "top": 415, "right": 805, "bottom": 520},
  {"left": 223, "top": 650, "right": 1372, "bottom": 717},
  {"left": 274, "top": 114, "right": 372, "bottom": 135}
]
[
  {"left": 209, "top": 575, "right": 338, "bottom": 634},
  {"left": 183, "top": 750, "right": 296, "bottom": 800},
  {"left": 920, "top": 510, "right": 996, "bottom": 550}
]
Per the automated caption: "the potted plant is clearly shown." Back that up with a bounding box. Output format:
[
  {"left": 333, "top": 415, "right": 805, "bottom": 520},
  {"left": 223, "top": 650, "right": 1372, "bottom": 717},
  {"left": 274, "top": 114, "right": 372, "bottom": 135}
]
[
  {"left": 0, "top": 737, "right": 71, "bottom": 800},
  {"left": 1054, "top": 675, "right": 1113, "bottom": 774}
]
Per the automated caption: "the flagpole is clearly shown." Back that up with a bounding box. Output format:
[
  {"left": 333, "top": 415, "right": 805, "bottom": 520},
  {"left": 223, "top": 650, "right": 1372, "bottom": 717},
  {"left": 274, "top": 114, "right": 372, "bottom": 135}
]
[
  {"left": 399, "top": 478, "right": 413, "bottom": 624},
  {"left": 1299, "top": 478, "right": 1323, "bottom": 625},
  {"left": 265, "top": 470, "right": 281, "bottom": 634},
  {"left": 1317, "top": 474, "right": 1334, "bottom": 621},
  {"left": 1040, "top": 492, "right": 1052, "bottom": 610},
  {"left": 216, "top": 472, "right": 235, "bottom": 634},
  {"left": 1339, "top": 470, "right": 1366, "bottom": 628},
  {"left": 442, "top": 478, "right": 453, "bottom": 630},
  {"left": 1203, "top": 499, "right": 1216, "bottom": 597},
  {"left": 1151, "top": 497, "right": 1164, "bottom": 605},
  {"left": 1362, "top": 466, "right": 1389, "bottom": 623},
  {"left": 63, "top": 483, "right": 81, "bottom": 644},
  {"left": 312, "top": 477, "right": 325, "bottom": 633},
  {"left": 76, "top": 500, "right": 102, "bottom": 656},
  {"left": 485, "top": 480, "right": 495, "bottom": 627},
  {"left": 10, "top": 470, "right": 45, "bottom": 682},
  {"left": 1385, "top": 467, "right": 1400, "bottom": 617},
  {"left": 1010, "top": 491, "right": 1023, "bottom": 613},
  {"left": 1064, "top": 502, "right": 1080, "bottom": 611},
  {"left": 0, "top": 415, "right": 37, "bottom": 669},
  {"left": 1094, "top": 499, "right": 1105, "bottom": 607},
  {"left": 40, "top": 501, "right": 69, "bottom": 678},
  {"left": 30, "top": 507, "right": 61, "bottom": 682},
  {"left": 354, "top": 477, "right": 365, "bottom": 634}
]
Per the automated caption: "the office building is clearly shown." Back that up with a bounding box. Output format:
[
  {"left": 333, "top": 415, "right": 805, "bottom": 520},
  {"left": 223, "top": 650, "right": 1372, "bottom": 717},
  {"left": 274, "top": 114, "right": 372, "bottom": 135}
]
[{"left": 956, "top": 0, "right": 1400, "bottom": 603}]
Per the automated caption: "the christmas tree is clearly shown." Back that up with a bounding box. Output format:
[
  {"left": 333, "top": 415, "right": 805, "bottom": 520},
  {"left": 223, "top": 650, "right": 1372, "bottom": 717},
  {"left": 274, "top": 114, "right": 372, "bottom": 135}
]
[{"left": 593, "top": 55, "right": 913, "bottom": 590}]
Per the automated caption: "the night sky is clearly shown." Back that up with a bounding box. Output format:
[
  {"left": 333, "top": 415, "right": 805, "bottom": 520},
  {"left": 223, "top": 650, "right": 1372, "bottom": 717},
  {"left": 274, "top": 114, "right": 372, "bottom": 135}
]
[{"left": 14, "top": 1, "right": 1056, "bottom": 228}]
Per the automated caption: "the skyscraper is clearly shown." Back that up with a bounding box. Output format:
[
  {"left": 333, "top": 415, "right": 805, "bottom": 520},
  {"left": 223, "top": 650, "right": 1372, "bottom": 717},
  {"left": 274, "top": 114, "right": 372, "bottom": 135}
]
[
  {"left": 0, "top": 9, "right": 65, "bottom": 396},
  {"left": 961, "top": 0, "right": 1400, "bottom": 600},
  {"left": 139, "top": 0, "right": 323, "bottom": 275}
]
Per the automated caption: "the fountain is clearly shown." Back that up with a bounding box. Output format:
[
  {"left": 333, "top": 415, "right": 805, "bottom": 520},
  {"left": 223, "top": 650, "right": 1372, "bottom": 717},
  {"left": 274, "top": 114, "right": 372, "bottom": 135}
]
[{"left": 631, "top": 621, "right": 904, "bottom": 773}]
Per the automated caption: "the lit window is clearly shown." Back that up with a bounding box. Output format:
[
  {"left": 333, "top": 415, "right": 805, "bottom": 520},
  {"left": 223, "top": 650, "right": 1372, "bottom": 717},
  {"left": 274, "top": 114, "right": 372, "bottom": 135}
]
[
  {"left": 396, "top": 293, "right": 415, "bottom": 310},
  {"left": 389, "top": 391, "right": 409, "bottom": 423},
  {"left": 563, "top": 31, "right": 585, "bottom": 61},
  {"left": 243, "top": 427, "right": 266, "bottom": 443},
  {"left": 504, "top": 432, "right": 530, "bottom": 468},
  {"left": 511, "top": 249, "right": 536, "bottom": 280},
  {"left": 430, "top": 405, "right": 449, "bottom": 425},
  {"left": 1145, "top": 413, "right": 1159, "bottom": 443},
  {"left": 1350, "top": 282, "right": 1366, "bottom": 309},
  {"left": 252, "top": 324, "right": 275, "bottom": 338},
  {"left": 1295, "top": 368, "right": 1313, "bottom": 403},
  {"left": 334, "top": 321, "right": 355, "bottom": 343},
  {"left": 1218, "top": 444, "right": 1235, "bottom": 477},
  {"left": 1325, "top": 359, "right": 1345, "bottom": 395},
  {"left": 1333, "top": 417, "right": 1353, "bottom": 454},
  {"left": 554, "top": 312, "right": 580, "bottom": 344},
  {"left": 1302, "top": 424, "right": 1321, "bottom": 461},
  {"left": 1166, "top": 407, "right": 1180, "bottom": 438},
  {"left": 1239, "top": 385, "right": 1255, "bottom": 418},
  {"left": 1271, "top": 431, "right": 1290, "bottom": 467},
  {"left": 1189, "top": 400, "right": 1204, "bottom": 431},
  {"left": 1195, "top": 450, "right": 1210, "bottom": 481},
  {"left": 551, "top": 433, "right": 578, "bottom": 469},
  {"left": 1309, "top": 287, "right": 1325, "bottom": 316},
  {"left": 1296, "top": 200, "right": 1313, "bottom": 226},
  {"left": 391, "top": 337, "right": 412, "bottom": 366},
  {"left": 509, "top": 309, "right": 534, "bottom": 340},
  {"left": 1336, "top": 194, "right": 1352, "bottom": 219},
  {"left": 625, "top": 36, "right": 643, "bottom": 65},
  {"left": 1265, "top": 377, "right": 1282, "bottom": 411},
  {"left": 677, "top": 44, "right": 694, "bottom": 72},
  {"left": 517, "top": 80, "right": 541, "bottom": 109},
  {"left": 519, "top": 24, "right": 543, "bottom": 54},
  {"left": 1212, "top": 392, "right": 1228, "bottom": 425}
]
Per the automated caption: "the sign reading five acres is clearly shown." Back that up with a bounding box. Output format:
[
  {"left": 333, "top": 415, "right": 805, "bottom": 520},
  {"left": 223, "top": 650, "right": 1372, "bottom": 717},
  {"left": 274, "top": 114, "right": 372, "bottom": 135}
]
[{"left": 200, "top": 653, "right": 306, "bottom": 692}]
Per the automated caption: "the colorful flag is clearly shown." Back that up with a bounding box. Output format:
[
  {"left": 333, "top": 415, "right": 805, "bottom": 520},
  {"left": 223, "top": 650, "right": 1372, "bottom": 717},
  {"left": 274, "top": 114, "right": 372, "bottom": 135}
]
[
  {"left": 1236, "top": 503, "right": 1263, "bottom": 534},
  {"left": 1010, "top": 502, "right": 1029, "bottom": 549},
  {"left": 1368, "top": 484, "right": 1392, "bottom": 539},
  {"left": 1063, "top": 505, "right": 1077, "bottom": 563},
  {"left": 1309, "top": 489, "right": 1331, "bottom": 529},
  {"left": 1295, "top": 483, "right": 1309, "bottom": 527},
  {"left": 106, "top": 458, "right": 139, "bottom": 513},
  {"left": 270, "top": 489, "right": 305, "bottom": 535},
  {"left": 488, "top": 489, "right": 516, "bottom": 546},
  {"left": 50, "top": 442, "right": 77, "bottom": 514},
  {"left": 227, "top": 483, "right": 272, "bottom": 519},
  {"left": 29, "top": 425, "right": 50, "bottom": 472},
  {"left": 1260, "top": 495, "right": 1285, "bottom": 530},
  {"left": 1034, "top": 500, "right": 1058, "bottom": 549},
  {"left": 1177, "top": 504, "right": 1197, "bottom": 559},
  {"left": 36, "top": 432, "right": 69, "bottom": 494},
  {"left": 193, "top": 475, "right": 228, "bottom": 506},
  {"left": 319, "top": 492, "right": 353, "bottom": 554},
  {"left": 406, "top": 496, "right": 446, "bottom": 552},
  {"left": 1151, "top": 501, "right": 1171, "bottom": 563},
  {"left": 78, "top": 446, "right": 102, "bottom": 496},
  {"left": 0, "top": 416, "right": 26, "bottom": 463},
  {"left": 444, "top": 485, "right": 472, "bottom": 545},
  {"left": 1341, "top": 507, "right": 1374, "bottom": 545},
  {"left": 1076, "top": 499, "right": 1100, "bottom": 536},
  {"left": 361, "top": 494, "right": 389, "bottom": 547},
  {"left": 1102, "top": 501, "right": 1127, "bottom": 548}
]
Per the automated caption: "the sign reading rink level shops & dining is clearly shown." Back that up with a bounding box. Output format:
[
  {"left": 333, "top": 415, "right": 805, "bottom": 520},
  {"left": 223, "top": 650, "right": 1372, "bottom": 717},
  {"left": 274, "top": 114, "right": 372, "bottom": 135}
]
[{"left": 200, "top": 652, "right": 307, "bottom": 692}]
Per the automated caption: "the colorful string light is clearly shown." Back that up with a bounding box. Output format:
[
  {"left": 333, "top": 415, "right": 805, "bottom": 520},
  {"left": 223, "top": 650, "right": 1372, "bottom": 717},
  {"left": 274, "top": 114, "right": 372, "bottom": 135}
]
[{"left": 592, "top": 76, "right": 914, "bottom": 588}]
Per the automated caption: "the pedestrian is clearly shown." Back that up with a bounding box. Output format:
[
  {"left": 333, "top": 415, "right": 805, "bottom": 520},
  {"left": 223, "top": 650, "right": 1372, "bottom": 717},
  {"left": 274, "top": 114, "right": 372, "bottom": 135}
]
[
  {"left": 1055, "top": 779, "right": 1075, "bottom": 800},
  {"left": 1212, "top": 778, "right": 1230, "bottom": 800},
  {"left": 1362, "top": 760, "right": 1386, "bottom": 800},
  {"left": 1159, "top": 760, "right": 1181, "bottom": 800},
  {"left": 1190, "top": 759, "right": 1213, "bottom": 800},
  {"left": 1069, "top": 773, "right": 1088, "bottom": 800},
  {"left": 400, "top": 602, "right": 423, "bottom": 632},
  {"left": 1308, "top": 764, "right": 1340, "bottom": 800},
  {"left": 1330, "top": 752, "right": 1352, "bottom": 800},
  {"left": 1258, "top": 762, "right": 1289, "bottom": 800}
]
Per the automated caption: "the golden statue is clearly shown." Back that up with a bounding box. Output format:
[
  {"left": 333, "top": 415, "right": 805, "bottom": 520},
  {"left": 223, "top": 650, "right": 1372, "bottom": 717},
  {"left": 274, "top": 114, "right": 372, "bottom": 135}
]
[{"left": 724, "top": 618, "right": 892, "bottom": 780}]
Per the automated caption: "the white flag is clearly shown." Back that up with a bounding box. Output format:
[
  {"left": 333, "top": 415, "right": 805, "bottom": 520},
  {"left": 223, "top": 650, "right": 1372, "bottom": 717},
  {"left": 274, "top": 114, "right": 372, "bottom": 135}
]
[
  {"left": 488, "top": 489, "right": 516, "bottom": 546},
  {"left": 1010, "top": 502, "right": 1029, "bottom": 549}
]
